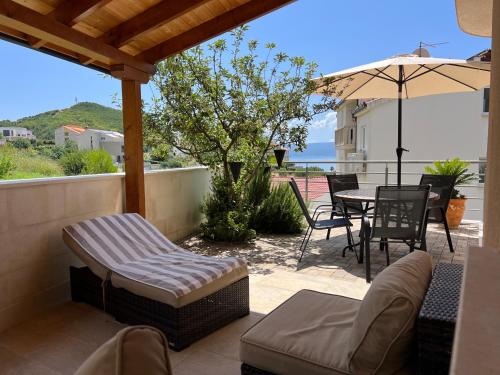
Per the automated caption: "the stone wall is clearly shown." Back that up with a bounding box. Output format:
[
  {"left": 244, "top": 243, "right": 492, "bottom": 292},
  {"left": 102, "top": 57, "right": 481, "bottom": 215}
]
[{"left": 0, "top": 167, "right": 210, "bottom": 332}]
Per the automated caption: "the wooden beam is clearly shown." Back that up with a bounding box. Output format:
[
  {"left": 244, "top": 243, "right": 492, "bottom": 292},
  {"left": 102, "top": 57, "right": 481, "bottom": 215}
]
[
  {"left": 0, "top": 0, "right": 154, "bottom": 74},
  {"left": 122, "top": 79, "right": 146, "bottom": 217},
  {"left": 101, "top": 0, "right": 210, "bottom": 48},
  {"left": 49, "top": 0, "right": 112, "bottom": 25},
  {"left": 77, "top": 54, "right": 94, "bottom": 65},
  {"left": 138, "top": 0, "right": 294, "bottom": 63},
  {"left": 26, "top": 35, "right": 46, "bottom": 48},
  {"left": 111, "top": 64, "right": 150, "bottom": 84}
]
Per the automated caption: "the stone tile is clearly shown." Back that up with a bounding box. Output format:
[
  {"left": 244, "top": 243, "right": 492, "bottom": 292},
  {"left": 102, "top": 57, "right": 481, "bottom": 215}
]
[
  {"left": 0, "top": 346, "right": 60, "bottom": 375},
  {"left": 191, "top": 313, "right": 263, "bottom": 361},
  {"left": 174, "top": 349, "right": 241, "bottom": 375}
]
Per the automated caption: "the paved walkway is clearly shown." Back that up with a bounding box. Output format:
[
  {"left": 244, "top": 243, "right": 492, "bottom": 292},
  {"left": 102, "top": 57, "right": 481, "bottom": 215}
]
[{"left": 0, "top": 221, "right": 479, "bottom": 374}]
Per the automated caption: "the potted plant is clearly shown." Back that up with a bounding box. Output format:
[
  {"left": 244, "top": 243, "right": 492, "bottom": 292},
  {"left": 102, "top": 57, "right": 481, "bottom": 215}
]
[{"left": 424, "top": 158, "right": 476, "bottom": 229}]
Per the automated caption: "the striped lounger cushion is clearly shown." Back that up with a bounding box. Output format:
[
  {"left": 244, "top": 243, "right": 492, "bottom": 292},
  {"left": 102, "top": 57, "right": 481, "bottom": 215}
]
[{"left": 63, "top": 213, "right": 248, "bottom": 308}]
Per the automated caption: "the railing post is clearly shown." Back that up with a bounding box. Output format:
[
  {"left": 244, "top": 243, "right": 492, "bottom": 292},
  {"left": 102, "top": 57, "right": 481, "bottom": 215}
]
[
  {"left": 305, "top": 163, "right": 309, "bottom": 201},
  {"left": 385, "top": 163, "right": 389, "bottom": 186}
]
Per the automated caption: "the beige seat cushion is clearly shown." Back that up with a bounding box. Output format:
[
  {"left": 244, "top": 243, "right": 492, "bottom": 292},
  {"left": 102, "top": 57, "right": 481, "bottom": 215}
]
[
  {"left": 74, "top": 326, "right": 172, "bottom": 375},
  {"left": 348, "top": 250, "right": 432, "bottom": 374},
  {"left": 240, "top": 289, "right": 361, "bottom": 375}
]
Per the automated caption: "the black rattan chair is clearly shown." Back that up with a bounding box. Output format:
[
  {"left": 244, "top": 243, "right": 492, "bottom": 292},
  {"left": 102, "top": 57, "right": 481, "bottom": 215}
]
[
  {"left": 289, "top": 178, "right": 352, "bottom": 262},
  {"left": 419, "top": 174, "right": 456, "bottom": 252},
  {"left": 360, "top": 185, "right": 431, "bottom": 282}
]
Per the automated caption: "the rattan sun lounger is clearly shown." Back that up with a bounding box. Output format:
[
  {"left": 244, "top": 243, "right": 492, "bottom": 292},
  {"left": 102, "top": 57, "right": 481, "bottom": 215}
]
[{"left": 63, "top": 213, "right": 249, "bottom": 351}]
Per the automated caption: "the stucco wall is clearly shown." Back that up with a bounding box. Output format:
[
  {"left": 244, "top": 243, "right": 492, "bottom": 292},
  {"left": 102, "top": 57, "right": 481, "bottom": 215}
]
[{"left": 0, "top": 167, "right": 210, "bottom": 332}]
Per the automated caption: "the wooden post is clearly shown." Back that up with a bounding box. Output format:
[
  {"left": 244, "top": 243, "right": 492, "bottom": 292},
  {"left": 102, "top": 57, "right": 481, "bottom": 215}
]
[
  {"left": 483, "top": 1, "right": 500, "bottom": 246},
  {"left": 121, "top": 79, "right": 145, "bottom": 217}
]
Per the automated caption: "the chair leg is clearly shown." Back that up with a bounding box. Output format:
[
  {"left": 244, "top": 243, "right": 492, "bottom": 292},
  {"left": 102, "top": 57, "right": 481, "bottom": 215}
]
[
  {"left": 441, "top": 208, "right": 454, "bottom": 253},
  {"left": 365, "top": 237, "right": 371, "bottom": 283},
  {"left": 420, "top": 209, "right": 430, "bottom": 251},
  {"left": 298, "top": 225, "right": 313, "bottom": 262},
  {"left": 326, "top": 212, "right": 334, "bottom": 240},
  {"left": 342, "top": 224, "right": 354, "bottom": 257},
  {"left": 384, "top": 241, "right": 390, "bottom": 266},
  {"left": 379, "top": 238, "right": 385, "bottom": 251}
]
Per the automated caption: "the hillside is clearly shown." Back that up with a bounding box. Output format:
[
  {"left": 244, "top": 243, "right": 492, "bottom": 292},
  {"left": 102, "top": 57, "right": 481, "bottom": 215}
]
[{"left": 0, "top": 102, "right": 123, "bottom": 140}]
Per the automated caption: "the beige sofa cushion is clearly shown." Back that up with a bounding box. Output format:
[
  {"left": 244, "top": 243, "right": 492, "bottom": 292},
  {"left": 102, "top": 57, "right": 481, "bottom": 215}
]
[
  {"left": 74, "top": 326, "right": 172, "bottom": 375},
  {"left": 240, "top": 289, "right": 361, "bottom": 375},
  {"left": 348, "top": 250, "right": 432, "bottom": 374}
]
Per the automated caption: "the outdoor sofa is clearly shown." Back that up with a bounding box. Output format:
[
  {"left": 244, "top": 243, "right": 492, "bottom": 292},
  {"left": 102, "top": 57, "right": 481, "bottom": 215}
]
[
  {"left": 63, "top": 213, "right": 249, "bottom": 351},
  {"left": 240, "top": 251, "right": 433, "bottom": 375}
]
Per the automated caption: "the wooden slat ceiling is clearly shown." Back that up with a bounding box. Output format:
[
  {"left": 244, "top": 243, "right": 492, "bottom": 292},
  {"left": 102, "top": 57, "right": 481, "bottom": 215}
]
[{"left": 0, "top": 0, "right": 293, "bottom": 82}]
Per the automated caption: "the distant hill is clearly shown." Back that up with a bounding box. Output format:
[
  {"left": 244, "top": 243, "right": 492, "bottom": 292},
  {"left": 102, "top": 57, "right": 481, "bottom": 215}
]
[{"left": 0, "top": 102, "right": 123, "bottom": 140}]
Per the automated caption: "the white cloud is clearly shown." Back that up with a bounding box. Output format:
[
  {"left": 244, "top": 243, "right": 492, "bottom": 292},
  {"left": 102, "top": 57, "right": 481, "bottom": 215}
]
[{"left": 310, "top": 111, "right": 337, "bottom": 129}]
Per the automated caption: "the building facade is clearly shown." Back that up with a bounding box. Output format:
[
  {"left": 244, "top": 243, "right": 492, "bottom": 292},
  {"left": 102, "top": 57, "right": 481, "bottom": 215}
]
[
  {"left": 0, "top": 127, "right": 36, "bottom": 140},
  {"left": 55, "top": 125, "right": 125, "bottom": 163}
]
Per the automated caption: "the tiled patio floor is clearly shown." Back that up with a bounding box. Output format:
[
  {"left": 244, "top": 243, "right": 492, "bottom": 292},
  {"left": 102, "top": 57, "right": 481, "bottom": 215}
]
[{"left": 0, "top": 221, "right": 479, "bottom": 374}]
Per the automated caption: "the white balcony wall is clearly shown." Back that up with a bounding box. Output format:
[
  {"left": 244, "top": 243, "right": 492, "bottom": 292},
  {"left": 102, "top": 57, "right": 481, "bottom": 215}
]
[{"left": 0, "top": 167, "right": 210, "bottom": 332}]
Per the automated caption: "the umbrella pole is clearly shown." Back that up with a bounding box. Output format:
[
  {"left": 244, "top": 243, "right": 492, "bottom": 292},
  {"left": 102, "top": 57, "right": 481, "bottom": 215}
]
[{"left": 396, "top": 65, "right": 404, "bottom": 187}]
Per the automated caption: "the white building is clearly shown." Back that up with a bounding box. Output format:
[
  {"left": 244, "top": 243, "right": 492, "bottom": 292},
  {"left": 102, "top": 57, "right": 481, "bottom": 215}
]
[
  {"left": 0, "top": 127, "right": 36, "bottom": 140},
  {"left": 55, "top": 125, "right": 125, "bottom": 163},
  {"left": 335, "top": 88, "right": 489, "bottom": 220}
]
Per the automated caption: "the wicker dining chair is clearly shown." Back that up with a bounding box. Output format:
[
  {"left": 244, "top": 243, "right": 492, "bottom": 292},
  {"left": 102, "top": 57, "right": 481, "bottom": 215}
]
[
  {"left": 289, "top": 178, "right": 352, "bottom": 262},
  {"left": 360, "top": 185, "right": 431, "bottom": 282},
  {"left": 419, "top": 174, "right": 457, "bottom": 252}
]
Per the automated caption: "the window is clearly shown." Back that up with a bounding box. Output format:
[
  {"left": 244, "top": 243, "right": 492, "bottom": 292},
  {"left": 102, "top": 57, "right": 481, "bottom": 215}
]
[
  {"left": 349, "top": 128, "right": 354, "bottom": 144},
  {"left": 2, "top": 130, "right": 10, "bottom": 137},
  {"left": 483, "top": 87, "right": 490, "bottom": 113}
]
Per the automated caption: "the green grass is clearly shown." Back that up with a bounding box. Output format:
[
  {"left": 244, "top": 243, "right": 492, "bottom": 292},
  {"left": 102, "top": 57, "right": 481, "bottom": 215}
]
[{"left": 0, "top": 146, "right": 63, "bottom": 180}]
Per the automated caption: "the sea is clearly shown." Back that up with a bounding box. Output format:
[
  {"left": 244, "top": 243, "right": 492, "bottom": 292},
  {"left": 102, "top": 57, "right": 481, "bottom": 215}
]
[{"left": 288, "top": 142, "right": 336, "bottom": 172}]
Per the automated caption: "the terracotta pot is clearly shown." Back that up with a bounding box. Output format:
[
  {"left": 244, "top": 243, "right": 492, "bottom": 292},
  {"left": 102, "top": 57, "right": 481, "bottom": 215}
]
[{"left": 446, "top": 198, "right": 467, "bottom": 229}]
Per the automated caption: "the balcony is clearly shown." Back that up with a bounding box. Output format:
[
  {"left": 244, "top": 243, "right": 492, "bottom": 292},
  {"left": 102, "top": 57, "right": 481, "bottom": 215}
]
[
  {"left": 0, "top": 207, "right": 475, "bottom": 373},
  {"left": 334, "top": 126, "right": 356, "bottom": 150}
]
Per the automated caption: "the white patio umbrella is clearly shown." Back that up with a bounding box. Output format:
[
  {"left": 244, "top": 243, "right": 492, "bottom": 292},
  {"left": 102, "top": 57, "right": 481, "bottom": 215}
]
[{"left": 313, "top": 54, "right": 490, "bottom": 186}]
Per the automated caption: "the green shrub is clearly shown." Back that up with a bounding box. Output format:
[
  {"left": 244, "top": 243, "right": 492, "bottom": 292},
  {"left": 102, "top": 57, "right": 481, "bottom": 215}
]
[
  {"left": 9, "top": 138, "right": 32, "bottom": 149},
  {"left": 253, "top": 182, "right": 305, "bottom": 234},
  {"left": 61, "top": 152, "right": 86, "bottom": 175},
  {"left": 247, "top": 167, "right": 271, "bottom": 210},
  {"left": 200, "top": 175, "right": 256, "bottom": 242},
  {"left": 0, "top": 154, "right": 14, "bottom": 178},
  {"left": 82, "top": 149, "right": 118, "bottom": 174}
]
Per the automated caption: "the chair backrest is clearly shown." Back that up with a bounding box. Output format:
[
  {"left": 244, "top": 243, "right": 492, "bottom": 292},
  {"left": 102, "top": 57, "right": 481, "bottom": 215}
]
[
  {"left": 289, "top": 179, "right": 313, "bottom": 226},
  {"left": 371, "top": 185, "right": 431, "bottom": 241},
  {"left": 326, "top": 174, "right": 362, "bottom": 214},
  {"left": 419, "top": 174, "right": 456, "bottom": 222},
  {"left": 348, "top": 250, "right": 433, "bottom": 374}
]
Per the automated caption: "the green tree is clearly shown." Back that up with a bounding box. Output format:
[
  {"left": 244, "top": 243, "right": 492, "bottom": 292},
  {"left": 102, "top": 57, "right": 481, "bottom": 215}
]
[
  {"left": 82, "top": 149, "right": 118, "bottom": 174},
  {"left": 60, "top": 151, "right": 86, "bottom": 175},
  {"left": 144, "top": 27, "right": 337, "bottom": 241}
]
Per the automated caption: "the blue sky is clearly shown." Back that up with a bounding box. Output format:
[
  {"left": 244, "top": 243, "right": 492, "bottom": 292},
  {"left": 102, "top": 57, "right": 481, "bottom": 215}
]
[{"left": 0, "top": 0, "right": 490, "bottom": 143}]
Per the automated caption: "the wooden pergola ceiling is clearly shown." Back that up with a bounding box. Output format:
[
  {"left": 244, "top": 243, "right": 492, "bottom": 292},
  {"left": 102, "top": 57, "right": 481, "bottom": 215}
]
[{"left": 0, "top": 0, "right": 294, "bottom": 82}]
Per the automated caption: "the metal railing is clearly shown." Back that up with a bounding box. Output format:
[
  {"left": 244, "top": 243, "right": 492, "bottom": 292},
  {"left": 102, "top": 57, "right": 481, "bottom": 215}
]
[{"left": 276, "top": 159, "right": 485, "bottom": 220}]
